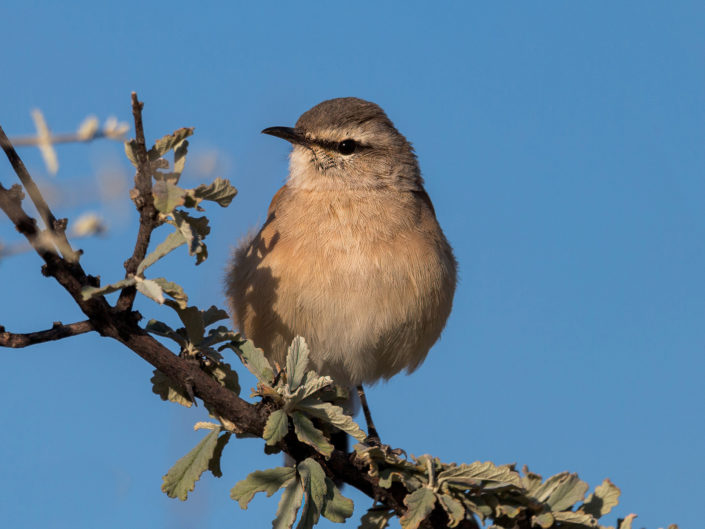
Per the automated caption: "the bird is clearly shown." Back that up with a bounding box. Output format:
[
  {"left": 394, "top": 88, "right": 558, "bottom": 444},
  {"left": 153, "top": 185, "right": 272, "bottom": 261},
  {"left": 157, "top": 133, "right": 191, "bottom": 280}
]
[{"left": 226, "top": 97, "right": 456, "bottom": 440}]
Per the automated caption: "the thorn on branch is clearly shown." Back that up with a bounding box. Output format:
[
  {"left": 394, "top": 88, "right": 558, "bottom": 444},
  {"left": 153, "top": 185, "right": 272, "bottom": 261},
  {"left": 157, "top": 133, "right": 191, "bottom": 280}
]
[{"left": 184, "top": 376, "right": 198, "bottom": 407}]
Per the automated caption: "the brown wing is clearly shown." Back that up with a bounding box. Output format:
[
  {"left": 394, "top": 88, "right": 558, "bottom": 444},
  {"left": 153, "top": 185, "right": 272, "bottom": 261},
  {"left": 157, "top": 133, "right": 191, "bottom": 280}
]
[
  {"left": 412, "top": 188, "right": 436, "bottom": 217},
  {"left": 267, "top": 185, "right": 288, "bottom": 218}
]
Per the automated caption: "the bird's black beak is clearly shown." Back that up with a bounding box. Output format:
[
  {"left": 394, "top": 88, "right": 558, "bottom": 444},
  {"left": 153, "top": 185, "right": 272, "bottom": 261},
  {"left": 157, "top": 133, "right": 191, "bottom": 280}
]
[{"left": 261, "top": 126, "right": 310, "bottom": 147}]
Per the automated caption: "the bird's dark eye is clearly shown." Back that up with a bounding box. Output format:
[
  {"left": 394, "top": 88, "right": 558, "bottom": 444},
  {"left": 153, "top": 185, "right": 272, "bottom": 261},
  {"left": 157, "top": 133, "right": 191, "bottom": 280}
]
[{"left": 337, "top": 139, "right": 357, "bottom": 155}]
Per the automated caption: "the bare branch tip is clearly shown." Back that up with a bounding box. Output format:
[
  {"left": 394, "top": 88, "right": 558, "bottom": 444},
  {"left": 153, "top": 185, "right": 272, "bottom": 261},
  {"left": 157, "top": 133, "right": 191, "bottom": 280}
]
[
  {"left": 0, "top": 320, "right": 94, "bottom": 348},
  {"left": 131, "top": 92, "right": 144, "bottom": 111}
]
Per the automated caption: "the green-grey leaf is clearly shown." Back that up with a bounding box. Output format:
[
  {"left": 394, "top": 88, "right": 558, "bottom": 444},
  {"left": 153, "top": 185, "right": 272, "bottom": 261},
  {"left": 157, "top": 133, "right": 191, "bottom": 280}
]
[
  {"left": 172, "top": 306, "right": 205, "bottom": 345},
  {"left": 617, "top": 514, "right": 637, "bottom": 529},
  {"left": 552, "top": 511, "right": 597, "bottom": 526},
  {"left": 195, "top": 242, "right": 208, "bottom": 264},
  {"left": 173, "top": 210, "right": 211, "bottom": 239},
  {"left": 202, "top": 305, "right": 230, "bottom": 327},
  {"left": 154, "top": 171, "right": 180, "bottom": 183},
  {"left": 203, "top": 327, "right": 240, "bottom": 347},
  {"left": 231, "top": 338, "right": 274, "bottom": 385},
  {"left": 438, "top": 493, "right": 465, "bottom": 528},
  {"left": 161, "top": 428, "right": 220, "bottom": 500},
  {"left": 580, "top": 479, "right": 620, "bottom": 518},
  {"left": 358, "top": 507, "right": 394, "bottom": 529},
  {"left": 189, "top": 177, "right": 238, "bottom": 207},
  {"left": 137, "top": 230, "right": 187, "bottom": 275},
  {"left": 292, "top": 411, "right": 333, "bottom": 457},
  {"left": 438, "top": 461, "right": 522, "bottom": 489},
  {"left": 297, "top": 458, "right": 327, "bottom": 528},
  {"left": 297, "top": 459, "right": 327, "bottom": 509},
  {"left": 295, "top": 400, "right": 366, "bottom": 442},
  {"left": 545, "top": 473, "right": 589, "bottom": 511},
  {"left": 172, "top": 210, "right": 210, "bottom": 263},
  {"left": 153, "top": 180, "right": 186, "bottom": 213},
  {"left": 136, "top": 278, "right": 165, "bottom": 304},
  {"left": 321, "top": 477, "right": 354, "bottom": 523},
  {"left": 286, "top": 336, "right": 309, "bottom": 392},
  {"left": 522, "top": 466, "right": 544, "bottom": 495},
  {"left": 532, "top": 472, "right": 572, "bottom": 503},
  {"left": 173, "top": 139, "right": 189, "bottom": 176},
  {"left": 274, "top": 478, "right": 303, "bottom": 529},
  {"left": 497, "top": 501, "right": 522, "bottom": 518},
  {"left": 124, "top": 139, "right": 139, "bottom": 167},
  {"left": 532, "top": 512, "right": 554, "bottom": 528},
  {"left": 297, "top": 374, "right": 334, "bottom": 402},
  {"left": 230, "top": 467, "right": 296, "bottom": 509},
  {"left": 378, "top": 466, "right": 420, "bottom": 489},
  {"left": 149, "top": 127, "right": 194, "bottom": 160},
  {"left": 145, "top": 319, "right": 186, "bottom": 346},
  {"left": 151, "top": 369, "right": 193, "bottom": 407},
  {"left": 459, "top": 496, "right": 493, "bottom": 521},
  {"left": 208, "top": 432, "right": 231, "bottom": 478},
  {"left": 400, "top": 487, "right": 437, "bottom": 529},
  {"left": 81, "top": 277, "right": 136, "bottom": 300},
  {"left": 145, "top": 319, "right": 176, "bottom": 336},
  {"left": 297, "top": 499, "right": 317, "bottom": 529},
  {"left": 151, "top": 278, "right": 188, "bottom": 308},
  {"left": 264, "top": 409, "right": 289, "bottom": 446}
]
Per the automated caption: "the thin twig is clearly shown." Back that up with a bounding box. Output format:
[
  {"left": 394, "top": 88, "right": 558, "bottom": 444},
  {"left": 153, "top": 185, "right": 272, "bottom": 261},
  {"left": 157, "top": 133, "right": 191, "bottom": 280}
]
[
  {"left": 0, "top": 183, "right": 57, "bottom": 263},
  {"left": 9, "top": 130, "right": 126, "bottom": 147},
  {"left": 116, "top": 92, "right": 160, "bottom": 311},
  {"left": 0, "top": 126, "right": 78, "bottom": 262},
  {"left": 0, "top": 218, "right": 106, "bottom": 261},
  {"left": 0, "top": 320, "right": 94, "bottom": 348}
]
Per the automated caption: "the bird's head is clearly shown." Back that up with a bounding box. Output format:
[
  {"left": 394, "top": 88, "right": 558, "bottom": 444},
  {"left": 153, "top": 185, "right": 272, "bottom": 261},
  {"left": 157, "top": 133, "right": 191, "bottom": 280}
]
[{"left": 262, "top": 97, "right": 422, "bottom": 192}]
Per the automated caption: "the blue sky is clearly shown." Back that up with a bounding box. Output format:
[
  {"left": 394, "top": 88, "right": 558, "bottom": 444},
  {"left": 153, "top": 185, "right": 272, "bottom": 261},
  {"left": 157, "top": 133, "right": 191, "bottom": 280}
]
[{"left": 0, "top": 2, "right": 703, "bottom": 528}]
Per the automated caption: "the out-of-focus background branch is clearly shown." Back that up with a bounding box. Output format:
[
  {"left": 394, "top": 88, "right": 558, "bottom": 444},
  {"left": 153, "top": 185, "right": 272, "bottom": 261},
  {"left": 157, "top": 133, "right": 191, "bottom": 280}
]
[{"left": 0, "top": 109, "right": 229, "bottom": 262}]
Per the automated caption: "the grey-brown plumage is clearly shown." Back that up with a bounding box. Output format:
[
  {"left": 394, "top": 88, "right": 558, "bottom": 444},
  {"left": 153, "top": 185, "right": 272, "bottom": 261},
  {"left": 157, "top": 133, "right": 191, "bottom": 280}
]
[{"left": 226, "top": 97, "right": 456, "bottom": 388}]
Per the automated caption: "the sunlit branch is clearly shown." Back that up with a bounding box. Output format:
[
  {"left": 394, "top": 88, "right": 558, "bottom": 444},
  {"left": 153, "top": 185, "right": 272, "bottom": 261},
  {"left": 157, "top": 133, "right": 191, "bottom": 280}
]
[{"left": 0, "top": 320, "right": 94, "bottom": 348}]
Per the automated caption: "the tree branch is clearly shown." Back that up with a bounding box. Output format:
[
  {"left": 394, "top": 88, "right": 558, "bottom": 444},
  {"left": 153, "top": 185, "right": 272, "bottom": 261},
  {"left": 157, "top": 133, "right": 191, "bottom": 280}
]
[
  {"left": 0, "top": 126, "right": 78, "bottom": 262},
  {"left": 116, "top": 92, "right": 160, "bottom": 311},
  {"left": 0, "top": 320, "right": 94, "bottom": 348},
  {"left": 0, "top": 183, "right": 59, "bottom": 264}
]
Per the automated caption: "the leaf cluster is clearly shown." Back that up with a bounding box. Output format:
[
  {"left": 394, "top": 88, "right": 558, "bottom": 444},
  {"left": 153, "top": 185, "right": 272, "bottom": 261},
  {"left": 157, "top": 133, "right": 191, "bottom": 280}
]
[
  {"left": 223, "top": 336, "right": 365, "bottom": 527},
  {"left": 157, "top": 334, "right": 362, "bottom": 528},
  {"left": 232, "top": 458, "right": 353, "bottom": 529},
  {"left": 85, "top": 127, "right": 238, "bottom": 307},
  {"left": 234, "top": 336, "right": 367, "bottom": 455},
  {"left": 354, "top": 445, "right": 638, "bottom": 529}
]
